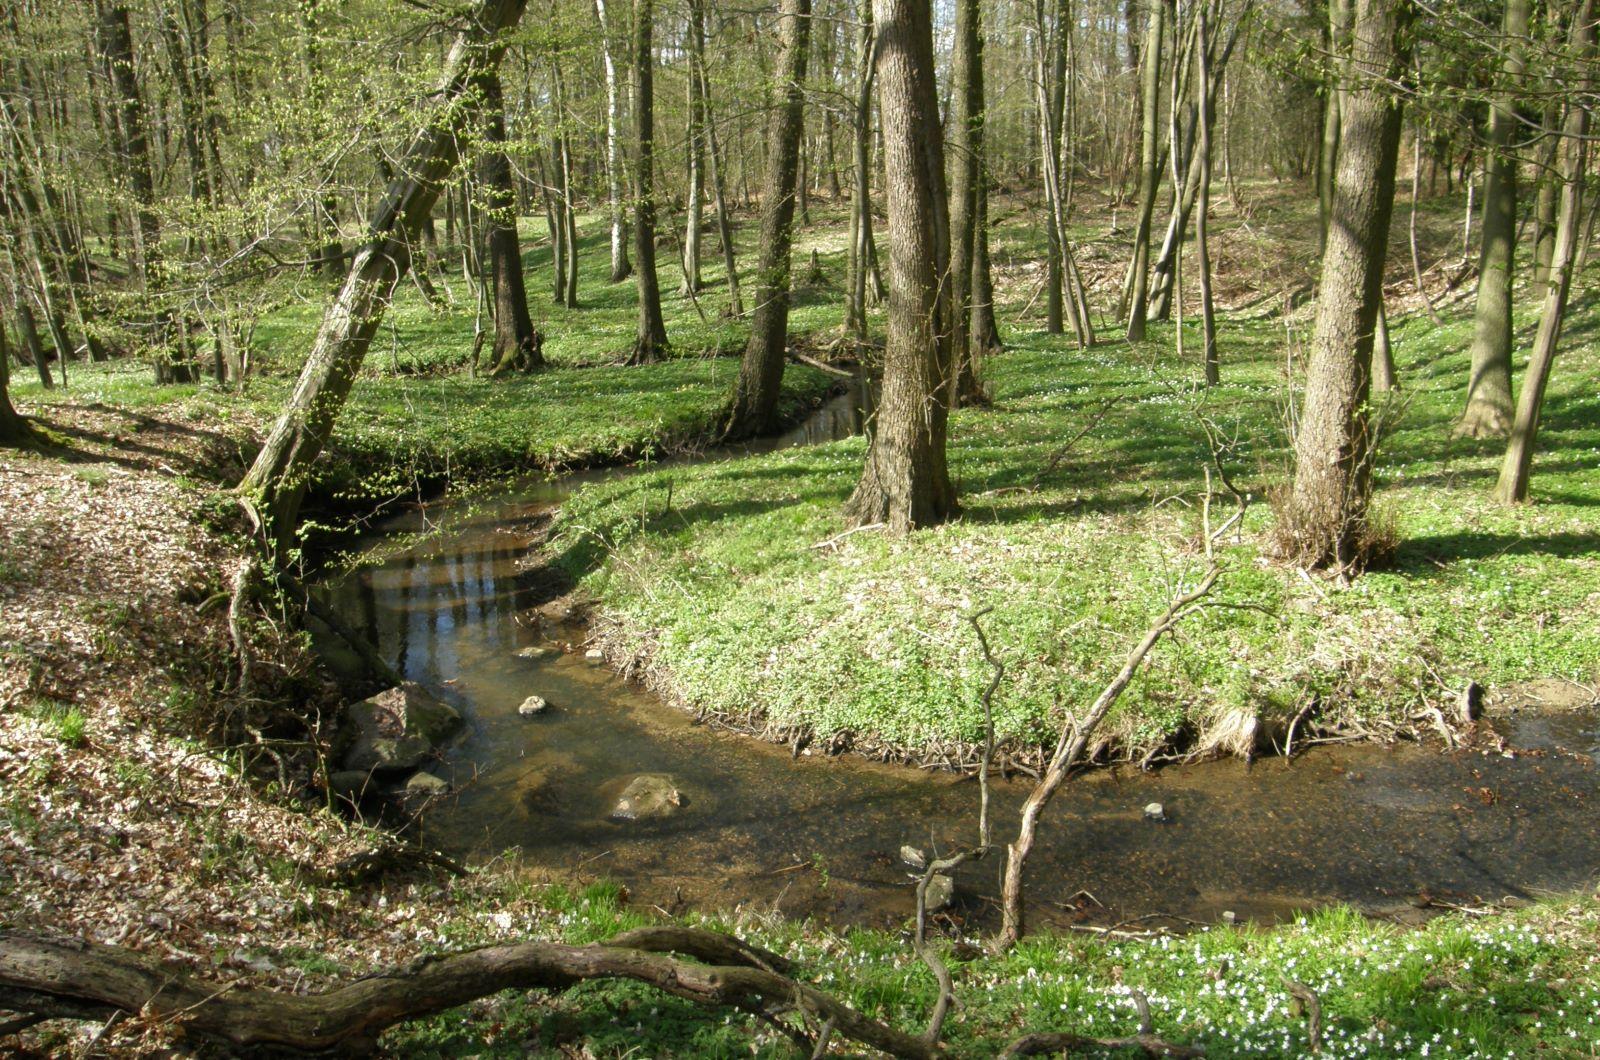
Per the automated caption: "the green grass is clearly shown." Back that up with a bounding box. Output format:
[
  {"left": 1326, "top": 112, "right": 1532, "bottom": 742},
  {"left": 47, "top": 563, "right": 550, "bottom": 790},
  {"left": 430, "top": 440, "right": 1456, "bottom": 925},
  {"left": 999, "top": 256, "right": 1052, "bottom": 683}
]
[
  {"left": 377, "top": 875, "right": 1600, "bottom": 1058},
  {"left": 546, "top": 228, "right": 1600, "bottom": 761}
]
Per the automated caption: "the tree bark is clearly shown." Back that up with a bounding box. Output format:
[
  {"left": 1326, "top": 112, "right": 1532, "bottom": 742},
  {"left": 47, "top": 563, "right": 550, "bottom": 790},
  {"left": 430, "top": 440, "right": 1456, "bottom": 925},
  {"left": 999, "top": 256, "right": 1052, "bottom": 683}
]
[
  {"left": 1124, "top": 0, "right": 1167, "bottom": 342},
  {"left": 1283, "top": 0, "right": 1411, "bottom": 574},
  {"left": 845, "top": 0, "right": 877, "bottom": 340},
  {"left": 627, "top": 0, "right": 669, "bottom": 364},
  {"left": 236, "top": 0, "right": 529, "bottom": 566},
  {"left": 1493, "top": 0, "right": 1593, "bottom": 503},
  {"left": 726, "top": 0, "right": 811, "bottom": 439},
  {"left": 679, "top": 0, "right": 708, "bottom": 296},
  {"left": 842, "top": 0, "right": 956, "bottom": 533},
  {"left": 1456, "top": 0, "right": 1530, "bottom": 438},
  {"left": 1195, "top": 0, "right": 1218, "bottom": 385},
  {"left": 479, "top": 73, "right": 540, "bottom": 375},
  {"left": 0, "top": 928, "right": 937, "bottom": 1060},
  {"left": 595, "top": 0, "right": 632, "bottom": 282},
  {"left": 947, "top": 0, "right": 985, "bottom": 402},
  {"left": 0, "top": 319, "right": 30, "bottom": 444},
  {"left": 1317, "top": 0, "right": 1351, "bottom": 252}
]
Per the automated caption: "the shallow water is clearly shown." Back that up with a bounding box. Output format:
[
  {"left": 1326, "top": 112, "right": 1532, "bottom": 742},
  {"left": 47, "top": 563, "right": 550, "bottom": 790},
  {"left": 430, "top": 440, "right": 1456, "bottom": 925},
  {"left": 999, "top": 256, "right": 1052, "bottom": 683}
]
[{"left": 317, "top": 391, "right": 1600, "bottom": 932}]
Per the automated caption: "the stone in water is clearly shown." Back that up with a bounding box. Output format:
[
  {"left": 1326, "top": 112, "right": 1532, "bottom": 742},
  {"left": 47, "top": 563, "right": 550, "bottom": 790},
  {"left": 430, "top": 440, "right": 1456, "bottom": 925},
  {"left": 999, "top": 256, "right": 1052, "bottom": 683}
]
[
  {"left": 519, "top": 695, "right": 550, "bottom": 716},
  {"left": 1143, "top": 802, "right": 1167, "bottom": 821}
]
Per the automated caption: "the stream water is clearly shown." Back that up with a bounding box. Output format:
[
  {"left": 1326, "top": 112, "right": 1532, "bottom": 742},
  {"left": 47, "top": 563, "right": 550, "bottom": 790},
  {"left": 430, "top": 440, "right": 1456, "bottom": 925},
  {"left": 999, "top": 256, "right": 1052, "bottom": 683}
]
[{"left": 316, "top": 390, "right": 1600, "bottom": 933}]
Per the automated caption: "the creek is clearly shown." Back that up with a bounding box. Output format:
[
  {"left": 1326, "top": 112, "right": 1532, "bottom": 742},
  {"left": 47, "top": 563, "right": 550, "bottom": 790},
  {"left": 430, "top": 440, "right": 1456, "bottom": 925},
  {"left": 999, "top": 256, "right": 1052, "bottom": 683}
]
[{"left": 316, "top": 388, "right": 1600, "bottom": 933}]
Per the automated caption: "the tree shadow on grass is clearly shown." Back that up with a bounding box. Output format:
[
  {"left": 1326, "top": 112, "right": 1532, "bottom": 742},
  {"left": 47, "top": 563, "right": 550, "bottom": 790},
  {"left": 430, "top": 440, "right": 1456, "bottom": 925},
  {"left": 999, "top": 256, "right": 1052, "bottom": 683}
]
[{"left": 1395, "top": 529, "right": 1600, "bottom": 573}]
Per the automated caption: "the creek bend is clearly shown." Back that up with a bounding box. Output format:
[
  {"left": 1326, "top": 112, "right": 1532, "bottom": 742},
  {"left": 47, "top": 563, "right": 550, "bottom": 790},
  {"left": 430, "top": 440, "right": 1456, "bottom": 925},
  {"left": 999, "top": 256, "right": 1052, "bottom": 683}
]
[{"left": 315, "top": 392, "right": 1600, "bottom": 933}]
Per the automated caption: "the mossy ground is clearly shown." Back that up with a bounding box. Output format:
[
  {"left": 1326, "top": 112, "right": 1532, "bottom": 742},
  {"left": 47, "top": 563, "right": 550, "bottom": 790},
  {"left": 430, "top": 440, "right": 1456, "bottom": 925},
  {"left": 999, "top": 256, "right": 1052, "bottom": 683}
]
[{"left": 545, "top": 200, "right": 1600, "bottom": 764}]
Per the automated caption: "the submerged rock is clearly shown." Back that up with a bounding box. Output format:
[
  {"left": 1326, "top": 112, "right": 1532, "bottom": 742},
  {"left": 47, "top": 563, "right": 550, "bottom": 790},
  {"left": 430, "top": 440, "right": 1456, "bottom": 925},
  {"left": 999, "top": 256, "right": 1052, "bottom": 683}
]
[
  {"left": 342, "top": 682, "right": 462, "bottom": 776},
  {"left": 1143, "top": 802, "right": 1167, "bottom": 822},
  {"left": 900, "top": 845, "right": 927, "bottom": 870},
  {"left": 610, "top": 774, "right": 683, "bottom": 821},
  {"left": 584, "top": 648, "right": 605, "bottom": 662},
  {"left": 518, "top": 695, "right": 550, "bottom": 717},
  {"left": 405, "top": 771, "right": 450, "bottom": 794},
  {"left": 515, "top": 645, "right": 554, "bottom": 660}
]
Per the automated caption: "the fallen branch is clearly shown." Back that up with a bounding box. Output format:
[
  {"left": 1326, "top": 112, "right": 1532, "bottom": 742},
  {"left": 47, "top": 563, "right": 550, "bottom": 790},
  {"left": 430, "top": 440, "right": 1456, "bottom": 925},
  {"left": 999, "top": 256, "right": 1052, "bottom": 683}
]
[{"left": 0, "top": 929, "right": 935, "bottom": 1058}]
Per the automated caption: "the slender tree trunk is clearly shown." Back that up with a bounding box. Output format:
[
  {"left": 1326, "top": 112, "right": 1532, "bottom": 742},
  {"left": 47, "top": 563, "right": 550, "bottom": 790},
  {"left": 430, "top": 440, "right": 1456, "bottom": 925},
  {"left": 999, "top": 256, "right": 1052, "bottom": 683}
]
[
  {"left": 1195, "top": 0, "right": 1218, "bottom": 385},
  {"left": 480, "top": 73, "right": 540, "bottom": 375},
  {"left": 1494, "top": 0, "right": 1593, "bottom": 503},
  {"left": 1284, "top": 0, "right": 1412, "bottom": 575},
  {"left": 845, "top": 0, "right": 877, "bottom": 340},
  {"left": 595, "top": 0, "right": 631, "bottom": 282},
  {"left": 680, "top": 0, "right": 707, "bottom": 296},
  {"left": 842, "top": 0, "right": 956, "bottom": 533},
  {"left": 970, "top": 152, "right": 1002, "bottom": 353},
  {"left": 725, "top": 0, "right": 811, "bottom": 439},
  {"left": 627, "top": 0, "right": 669, "bottom": 364},
  {"left": 704, "top": 95, "right": 744, "bottom": 316},
  {"left": 1457, "top": 0, "right": 1530, "bottom": 437},
  {"left": 551, "top": 55, "right": 580, "bottom": 308},
  {"left": 15, "top": 293, "right": 53, "bottom": 389},
  {"left": 1038, "top": 0, "right": 1065, "bottom": 335},
  {"left": 947, "top": 0, "right": 985, "bottom": 403},
  {"left": 1531, "top": 106, "right": 1561, "bottom": 290},
  {"left": 236, "top": 0, "right": 529, "bottom": 566},
  {"left": 1124, "top": 0, "right": 1167, "bottom": 342}
]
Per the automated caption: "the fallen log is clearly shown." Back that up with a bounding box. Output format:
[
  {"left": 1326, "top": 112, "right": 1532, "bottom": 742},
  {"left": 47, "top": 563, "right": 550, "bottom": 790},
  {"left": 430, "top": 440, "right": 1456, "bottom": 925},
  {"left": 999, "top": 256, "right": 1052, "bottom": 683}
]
[{"left": 0, "top": 928, "right": 933, "bottom": 1057}]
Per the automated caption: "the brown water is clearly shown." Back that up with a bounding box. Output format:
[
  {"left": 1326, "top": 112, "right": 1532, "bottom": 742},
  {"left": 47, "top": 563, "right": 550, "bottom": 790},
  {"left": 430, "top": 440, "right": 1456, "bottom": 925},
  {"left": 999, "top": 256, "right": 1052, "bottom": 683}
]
[{"left": 317, "top": 394, "right": 1600, "bottom": 933}]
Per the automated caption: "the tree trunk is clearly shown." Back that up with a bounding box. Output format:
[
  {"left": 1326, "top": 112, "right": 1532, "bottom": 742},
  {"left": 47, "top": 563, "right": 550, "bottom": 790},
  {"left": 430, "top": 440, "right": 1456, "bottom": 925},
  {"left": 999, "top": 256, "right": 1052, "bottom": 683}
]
[
  {"left": 704, "top": 92, "right": 744, "bottom": 317},
  {"left": 595, "top": 0, "right": 631, "bottom": 282},
  {"left": 236, "top": 0, "right": 529, "bottom": 566},
  {"left": 1124, "top": 0, "right": 1167, "bottom": 342},
  {"left": 628, "top": 0, "right": 669, "bottom": 364},
  {"left": 1195, "top": 0, "right": 1218, "bottom": 386},
  {"left": 1283, "top": 0, "right": 1411, "bottom": 575},
  {"left": 480, "top": 73, "right": 540, "bottom": 375},
  {"left": 845, "top": 0, "right": 877, "bottom": 340},
  {"left": 842, "top": 0, "right": 956, "bottom": 533},
  {"left": 680, "top": 0, "right": 707, "bottom": 297},
  {"left": 551, "top": 55, "right": 580, "bottom": 308},
  {"left": 1317, "top": 0, "right": 1351, "bottom": 252},
  {"left": 12, "top": 288, "right": 53, "bottom": 390},
  {"left": 726, "top": 0, "right": 811, "bottom": 439},
  {"left": 0, "top": 319, "right": 30, "bottom": 444},
  {"left": 95, "top": 0, "right": 194, "bottom": 383},
  {"left": 947, "top": 0, "right": 984, "bottom": 402},
  {"left": 1493, "top": 0, "right": 1593, "bottom": 503},
  {"left": 1456, "top": 0, "right": 1529, "bottom": 438}
]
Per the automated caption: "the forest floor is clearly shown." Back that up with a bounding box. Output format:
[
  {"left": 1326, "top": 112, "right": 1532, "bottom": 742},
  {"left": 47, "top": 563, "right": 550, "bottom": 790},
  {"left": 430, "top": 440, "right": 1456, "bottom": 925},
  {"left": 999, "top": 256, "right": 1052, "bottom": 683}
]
[{"left": 5, "top": 183, "right": 1600, "bottom": 1056}]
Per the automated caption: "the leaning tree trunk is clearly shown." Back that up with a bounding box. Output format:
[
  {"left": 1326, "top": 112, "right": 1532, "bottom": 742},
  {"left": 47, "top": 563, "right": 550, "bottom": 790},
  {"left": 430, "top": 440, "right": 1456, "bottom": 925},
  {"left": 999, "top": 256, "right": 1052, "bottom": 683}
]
[
  {"left": 842, "top": 0, "right": 957, "bottom": 533},
  {"left": 1283, "top": 0, "right": 1411, "bottom": 575},
  {"left": 236, "top": 0, "right": 529, "bottom": 567},
  {"left": 627, "top": 0, "right": 669, "bottom": 364},
  {"left": 480, "top": 72, "right": 541, "bottom": 375},
  {"left": 1493, "top": 0, "right": 1593, "bottom": 503},
  {"left": 1456, "top": 0, "right": 1530, "bottom": 438},
  {"left": 594, "top": 0, "right": 631, "bottom": 282},
  {"left": 1124, "top": 0, "right": 1167, "bottom": 342},
  {"left": 725, "top": 0, "right": 811, "bottom": 439},
  {"left": 946, "top": 0, "right": 987, "bottom": 403}
]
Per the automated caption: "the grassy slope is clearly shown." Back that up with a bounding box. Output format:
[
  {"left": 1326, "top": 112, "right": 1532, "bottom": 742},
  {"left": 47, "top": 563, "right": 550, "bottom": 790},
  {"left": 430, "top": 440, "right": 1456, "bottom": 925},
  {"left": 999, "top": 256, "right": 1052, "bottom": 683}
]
[
  {"left": 11, "top": 216, "right": 839, "bottom": 501},
  {"left": 548, "top": 221, "right": 1600, "bottom": 762}
]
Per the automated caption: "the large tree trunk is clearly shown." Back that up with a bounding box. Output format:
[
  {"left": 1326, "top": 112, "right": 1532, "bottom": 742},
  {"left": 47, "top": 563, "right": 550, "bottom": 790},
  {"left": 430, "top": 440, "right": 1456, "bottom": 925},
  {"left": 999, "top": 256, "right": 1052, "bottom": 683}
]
[
  {"left": 1282, "top": 0, "right": 1411, "bottom": 574},
  {"left": 1456, "top": 0, "right": 1530, "bottom": 438},
  {"left": 627, "top": 0, "right": 669, "bottom": 364},
  {"left": 842, "top": 0, "right": 956, "bottom": 533},
  {"left": 480, "top": 73, "right": 541, "bottom": 375},
  {"left": 595, "top": 0, "right": 631, "bottom": 282},
  {"left": 1317, "top": 0, "right": 1351, "bottom": 252},
  {"left": 725, "top": 0, "right": 811, "bottom": 439},
  {"left": 1123, "top": 0, "right": 1167, "bottom": 342},
  {"left": 1493, "top": 0, "right": 1593, "bottom": 503},
  {"left": 236, "top": 0, "right": 529, "bottom": 566}
]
